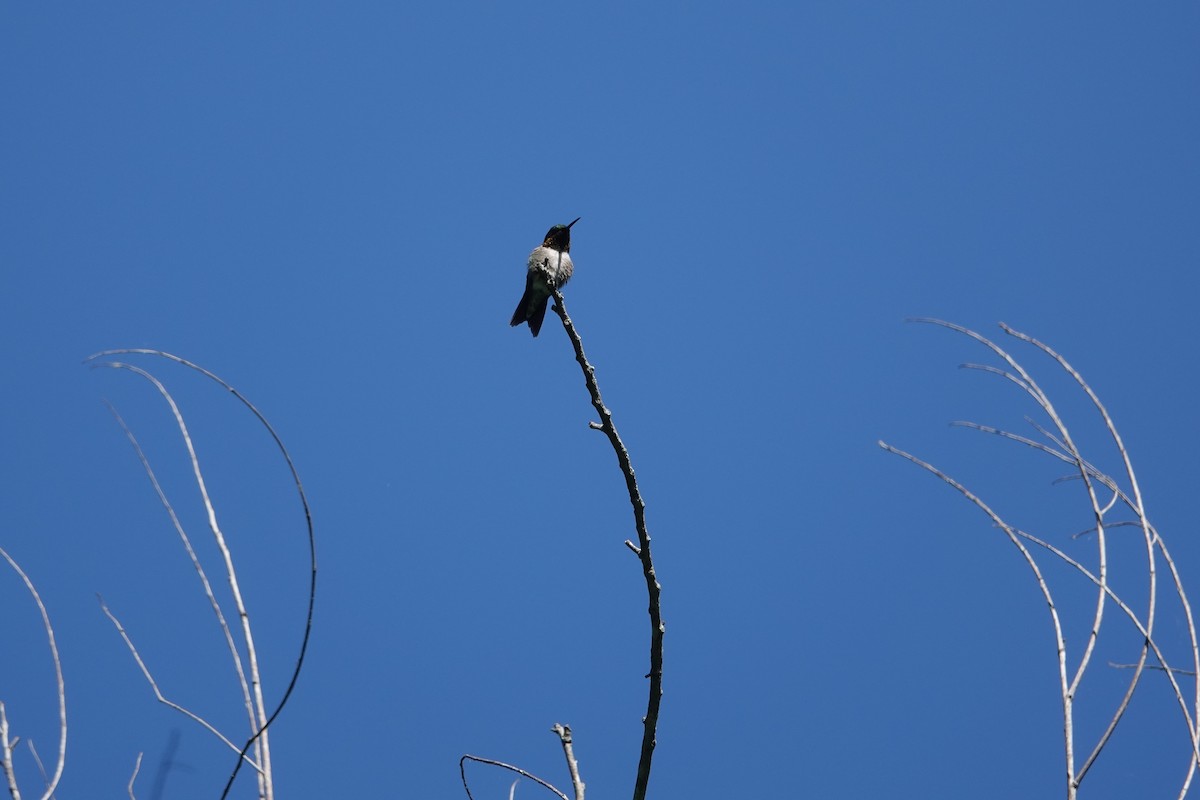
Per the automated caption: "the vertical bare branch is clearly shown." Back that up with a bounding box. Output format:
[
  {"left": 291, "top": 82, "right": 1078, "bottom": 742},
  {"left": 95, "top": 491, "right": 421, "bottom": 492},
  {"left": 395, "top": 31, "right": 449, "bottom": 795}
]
[
  {"left": 92, "top": 362, "right": 271, "bottom": 796},
  {"left": 88, "top": 349, "right": 317, "bottom": 800},
  {"left": 0, "top": 702, "right": 21, "bottom": 800},
  {"left": 998, "top": 324, "right": 1166, "bottom": 785},
  {"left": 0, "top": 547, "right": 66, "bottom": 800},
  {"left": 552, "top": 724, "right": 584, "bottom": 800},
  {"left": 550, "top": 291, "right": 663, "bottom": 800}
]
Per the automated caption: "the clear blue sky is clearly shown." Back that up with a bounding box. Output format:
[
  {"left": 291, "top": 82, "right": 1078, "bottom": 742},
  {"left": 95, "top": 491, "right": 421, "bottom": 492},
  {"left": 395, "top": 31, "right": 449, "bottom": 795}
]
[{"left": 2, "top": 3, "right": 1198, "bottom": 798}]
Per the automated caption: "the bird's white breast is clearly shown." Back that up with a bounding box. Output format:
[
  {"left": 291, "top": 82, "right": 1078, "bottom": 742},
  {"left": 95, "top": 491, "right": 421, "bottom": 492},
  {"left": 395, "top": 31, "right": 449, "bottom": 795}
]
[{"left": 527, "top": 246, "right": 574, "bottom": 289}]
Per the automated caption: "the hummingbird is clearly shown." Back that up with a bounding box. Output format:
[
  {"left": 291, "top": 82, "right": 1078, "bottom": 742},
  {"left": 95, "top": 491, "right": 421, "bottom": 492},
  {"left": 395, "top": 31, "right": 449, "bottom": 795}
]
[{"left": 510, "top": 217, "right": 580, "bottom": 337}]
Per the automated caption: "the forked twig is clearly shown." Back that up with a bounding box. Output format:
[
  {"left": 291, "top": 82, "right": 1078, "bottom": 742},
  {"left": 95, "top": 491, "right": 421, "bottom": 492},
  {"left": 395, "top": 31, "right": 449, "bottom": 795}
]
[
  {"left": 885, "top": 319, "right": 1199, "bottom": 798},
  {"left": 923, "top": 320, "right": 1113, "bottom": 718},
  {"left": 91, "top": 361, "right": 272, "bottom": 795},
  {"left": 89, "top": 349, "right": 317, "bottom": 799},
  {"left": 96, "top": 595, "right": 257, "bottom": 766},
  {"left": 98, "top": 399, "right": 261, "bottom": 765},
  {"left": 1000, "top": 322, "right": 1170, "bottom": 785}
]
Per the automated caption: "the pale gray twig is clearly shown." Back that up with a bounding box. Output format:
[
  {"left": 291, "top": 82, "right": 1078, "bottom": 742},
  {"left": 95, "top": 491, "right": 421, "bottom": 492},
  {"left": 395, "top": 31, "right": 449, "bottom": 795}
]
[
  {"left": 0, "top": 546, "right": 65, "bottom": 800},
  {"left": 0, "top": 701, "right": 19, "bottom": 800},
  {"left": 99, "top": 400, "right": 260, "bottom": 761},
  {"left": 0, "top": 547, "right": 65, "bottom": 800},
  {"left": 92, "top": 363, "right": 270, "bottom": 795},
  {"left": 552, "top": 724, "right": 584, "bottom": 800},
  {"left": 128, "top": 753, "right": 142, "bottom": 800},
  {"left": 24, "top": 742, "right": 51, "bottom": 800},
  {"left": 96, "top": 596, "right": 258, "bottom": 768},
  {"left": 1110, "top": 663, "right": 1198, "bottom": 677}
]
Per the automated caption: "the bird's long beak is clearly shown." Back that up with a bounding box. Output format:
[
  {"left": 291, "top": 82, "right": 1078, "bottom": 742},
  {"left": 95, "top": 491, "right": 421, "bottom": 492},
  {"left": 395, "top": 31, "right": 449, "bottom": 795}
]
[{"left": 568, "top": 217, "right": 581, "bottom": 228}]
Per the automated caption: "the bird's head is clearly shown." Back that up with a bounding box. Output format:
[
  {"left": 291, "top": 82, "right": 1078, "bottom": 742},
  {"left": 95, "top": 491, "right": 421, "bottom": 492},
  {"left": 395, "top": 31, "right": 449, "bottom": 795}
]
[{"left": 542, "top": 217, "right": 580, "bottom": 252}]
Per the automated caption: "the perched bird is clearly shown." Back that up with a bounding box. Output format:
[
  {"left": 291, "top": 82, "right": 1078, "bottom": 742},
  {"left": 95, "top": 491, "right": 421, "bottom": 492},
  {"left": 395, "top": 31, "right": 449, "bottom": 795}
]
[{"left": 510, "top": 217, "right": 580, "bottom": 337}]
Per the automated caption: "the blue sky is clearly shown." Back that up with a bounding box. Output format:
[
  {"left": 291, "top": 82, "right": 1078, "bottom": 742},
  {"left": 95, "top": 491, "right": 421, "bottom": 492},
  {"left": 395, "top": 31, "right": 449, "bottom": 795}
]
[{"left": 2, "top": 3, "right": 1199, "bottom": 798}]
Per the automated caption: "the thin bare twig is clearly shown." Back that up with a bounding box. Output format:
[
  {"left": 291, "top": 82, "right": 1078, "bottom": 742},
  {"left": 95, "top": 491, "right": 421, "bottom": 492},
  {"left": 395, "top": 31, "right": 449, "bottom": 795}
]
[
  {"left": 459, "top": 756, "right": 569, "bottom": 800},
  {"left": 25, "top": 742, "right": 52, "bottom": 800},
  {"left": 958, "top": 324, "right": 1182, "bottom": 789},
  {"left": 0, "top": 701, "right": 20, "bottom": 800},
  {"left": 551, "top": 291, "right": 664, "bottom": 800},
  {"left": 1000, "top": 323, "right": 1170, "bottom": 787},
  {"left": 96, "top": 596, "right": 258, "bottom": 766},
  {"left": 99, "top": 399, "right": 260, "bottom": 762},
  {"left": 909, "top": 318, "right": 1087, "bottom": 788},
  {"left": 953, "top": 414, "right": 1155, "bottom": 780},
  {"left": 1111, "top": 663, "right": 1198, "bottom": 677},
  {"left": 1008, "top": 527, "right": 1197, "bottom": 760},
  {"left": 0, "top": 547, "right": 66, "bottom": 800},
  {"left": 961, "top": 413, "right": 1200, "bottom": 789},
  {"left": 128, "top": 753, "right": 143, "bottom": 800}
]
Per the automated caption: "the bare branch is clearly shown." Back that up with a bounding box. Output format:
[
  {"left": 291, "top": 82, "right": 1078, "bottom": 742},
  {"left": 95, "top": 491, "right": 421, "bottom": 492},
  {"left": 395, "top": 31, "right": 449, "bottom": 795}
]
[
  {"left": 950, "top": 421, "right": 1070, "bottom": 463},
  {"left": 90, "top": 349, "right": 318, "bottom": 799},
  {"left": 919, "top": 320, "right": 1112, "bottom": 717},
  {"left": 959, "top": 361, "right": 1033, "bottom": 394},
  {"left": 0, "top": 547, "right": 66, "bottom": 800},
  {"left": 1000, "top": 323, "right": 1181, "bottom": 783},
  {"left": 459, "top": 755, "right": 569, "bottom": 800},
  {"left": 96, "top": 596, "right": 260, "bottom": 768},
  {"left": 128, "top": 753, "right": 142, "bottom": 800},
  {"left": 878, "top": 441, "right": 1071, "bottom": 727},
  {"left": 1008, "top": 525, "right": 1197, "bottom": 778},
  {"left": 99, "top": 401, "right": 259, "bottom": 749},
  {"left": 1, "top": 702, "right": 21, "bottom": 800},
  {"left": 94, "top": 364, "right": 270, "bottom": 795},
  {"left": 1005, "top": 329, "right": 1153, "bottom": 632},
  {"left": 24, "top": 742, "right": 50, "bottom": 800},
  {"left": 552, "top": 724, "right": 584, "bottom": 800},
  {"left": 550, "top": 292, "right": 664, "bottom": 800},
  {"left": 892, "top": 320, "right": 1200, "bottom": 797},
  {"left": 1110, "top": 663, "right": 1198, "bottom": 677}
]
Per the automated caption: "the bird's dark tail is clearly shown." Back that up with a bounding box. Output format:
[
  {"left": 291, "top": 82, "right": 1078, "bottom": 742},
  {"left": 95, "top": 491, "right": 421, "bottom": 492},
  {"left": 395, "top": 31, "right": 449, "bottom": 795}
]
[
  {"left": 526, "top": 297, "right": 548, "bottom": 337},
  {"left": 509, "top": 289, "right": 531, "bottom": 328},
  {"left": 510, "top": 284, "right": 549, "bottom": 337}
]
